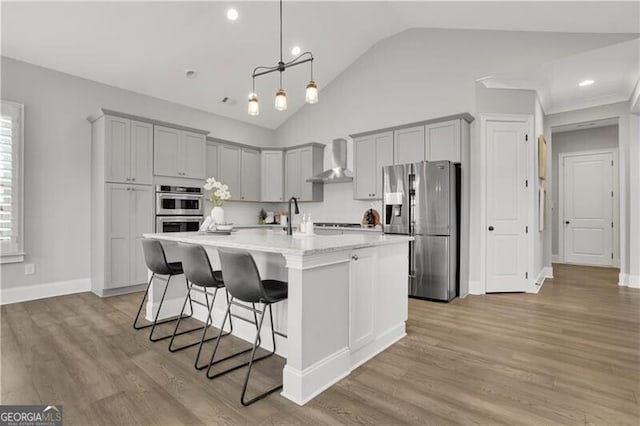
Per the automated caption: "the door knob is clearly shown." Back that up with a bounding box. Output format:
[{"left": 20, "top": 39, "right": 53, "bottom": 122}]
[
  {"left": 488, "top": 226, "right": 494, "bottom": 231},
  {"left": 565, "top": 221, "right": 570, "bottom": 224},
  {"left": 352, "top": 255, "right": 359, "bottom": 261}
]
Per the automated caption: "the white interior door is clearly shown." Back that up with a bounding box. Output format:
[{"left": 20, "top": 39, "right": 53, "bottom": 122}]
[
  {"left": 563, "top": 152, "right": 613, "bottom": 266},
  {"left": 486, "top": 120, "right": 528, "bottom": 292}
]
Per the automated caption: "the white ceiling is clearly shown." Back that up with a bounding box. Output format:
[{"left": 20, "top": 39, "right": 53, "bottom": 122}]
[
  {"left": 481, "top": 38, "right": 640, "bottom": 114},
  {"left": 2, "top": 1, "right": 639, "bottom": 129}
]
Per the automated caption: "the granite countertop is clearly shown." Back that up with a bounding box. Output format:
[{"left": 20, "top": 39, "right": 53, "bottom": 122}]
[{"left": 143, "top": 228, "right": 412, "bottom": 256}]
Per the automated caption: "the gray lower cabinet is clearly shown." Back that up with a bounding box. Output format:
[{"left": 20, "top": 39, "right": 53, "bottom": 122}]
[
  {"left": 154, "top": 125, "right": 206, "bottom": 179},
  {"left": 354, "top": 131, "right": 393, "bottom": 199},
  {"left": 349, "top": 247, "right": 376, "bottom": 351},
  {"left": 284, "top": 145, "right": 323, "bottom": 202},
  {"left": 261, "top": 150, "right": 284, "bottom": 202},
  {"left": 103, "top": 183, "right": 153, "bottom": 291}
]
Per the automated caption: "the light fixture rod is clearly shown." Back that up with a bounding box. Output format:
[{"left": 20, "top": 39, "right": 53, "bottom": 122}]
[
  {"left": 279, "top": 0, "right": 283, "bottom": 63},
  {"left": 252, "top": 56, "right": 313, "bottom": 78}
]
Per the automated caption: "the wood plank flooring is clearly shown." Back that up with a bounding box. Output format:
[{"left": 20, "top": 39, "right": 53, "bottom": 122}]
[{"left": 1, "top": 263, "right": 638, "bottom": 425}]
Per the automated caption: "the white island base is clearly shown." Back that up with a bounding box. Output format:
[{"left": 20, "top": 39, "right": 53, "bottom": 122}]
[{"left": 143, "top": 229, "right": 411, "bottom": 405}]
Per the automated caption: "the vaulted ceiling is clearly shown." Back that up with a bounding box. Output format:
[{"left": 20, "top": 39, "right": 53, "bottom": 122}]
[{"left": 2, "top": 1, "right": 639, "bottom": 129}]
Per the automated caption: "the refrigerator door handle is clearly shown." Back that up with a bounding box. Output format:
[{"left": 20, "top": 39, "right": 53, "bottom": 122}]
[{"left": 408, "top": 240, "right": 416, "bottom": 278}]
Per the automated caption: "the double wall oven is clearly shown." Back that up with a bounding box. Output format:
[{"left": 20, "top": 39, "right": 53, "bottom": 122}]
[{"left": 155, "top": 185, "right": 204, "bottom": 233}]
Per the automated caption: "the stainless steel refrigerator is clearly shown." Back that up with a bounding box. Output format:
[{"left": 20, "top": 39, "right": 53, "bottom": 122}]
[{"left": 382, "top": 161, "right": 460, "bottom": 301}]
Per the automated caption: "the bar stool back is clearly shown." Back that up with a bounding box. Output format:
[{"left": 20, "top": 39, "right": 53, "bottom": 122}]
[
  {"left": 206, "top": 248, "right": 288, "bottom": 406},
  {"left": 133, "top": 238, "right": 194, "bottom": 342}
]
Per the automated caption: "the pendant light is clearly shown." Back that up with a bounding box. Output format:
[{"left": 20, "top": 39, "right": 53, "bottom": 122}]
[{"left": 248, "top": 0, "right": 318, "bottom": 115}]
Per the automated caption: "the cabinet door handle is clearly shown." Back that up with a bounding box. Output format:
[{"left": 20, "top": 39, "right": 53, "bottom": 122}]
[
  {"left": 352, "top": 255, "right": 359, "bottom": 261},
  {"left": 131, "top": 178, "right": 136, "bottom": 182}
]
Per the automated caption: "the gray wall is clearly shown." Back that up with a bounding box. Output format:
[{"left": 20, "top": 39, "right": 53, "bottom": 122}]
[
  {"left": 276, "top": 28, "right": 628, "bottom": 288},
  {"left": 551, "top": 125, "right": 619, "bottom": 256},
  {"left": 1, "top": 56, "right": 276, "bottom": 289}
]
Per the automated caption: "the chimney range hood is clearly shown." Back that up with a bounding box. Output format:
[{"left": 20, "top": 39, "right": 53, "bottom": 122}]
[{"left": 306, "top": 138, "right": 353, "bottom": 183}]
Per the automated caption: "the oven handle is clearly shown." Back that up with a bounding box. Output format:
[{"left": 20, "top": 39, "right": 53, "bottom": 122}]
[
  {"left": 156, "top": 216, "right": 204, "bottom": 222},
  {"left": 156, "top": 193, "right": 203, "bottom": 200}
]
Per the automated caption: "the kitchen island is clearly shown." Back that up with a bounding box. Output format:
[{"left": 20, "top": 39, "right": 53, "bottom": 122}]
[{"left": 143, "top": 228, "right": 411, "bottom": 405}]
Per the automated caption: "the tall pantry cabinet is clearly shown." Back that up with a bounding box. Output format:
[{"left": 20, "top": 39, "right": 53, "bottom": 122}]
[{"left": 89, "top": 111, "right": 154, "bottom": 296}]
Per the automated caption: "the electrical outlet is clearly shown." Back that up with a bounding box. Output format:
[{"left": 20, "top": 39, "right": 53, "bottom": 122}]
[{"left": 24, "top": 263, "right": 35, "bottom": 275}]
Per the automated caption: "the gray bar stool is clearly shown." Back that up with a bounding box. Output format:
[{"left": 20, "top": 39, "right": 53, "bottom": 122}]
[
  {"left": 135, "top": 238, "right": 202, "bottom": 342},
  {"left": 206, "top": 248, "right": 288, "bottom": 406},
  {"left": 170, "top": 243, "right": 234, "bottom": 370}
]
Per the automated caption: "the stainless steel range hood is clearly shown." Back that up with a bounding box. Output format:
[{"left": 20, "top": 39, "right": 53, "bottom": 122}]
[{"left": 306, "top": 138, "right": 353, "bottom": 183}]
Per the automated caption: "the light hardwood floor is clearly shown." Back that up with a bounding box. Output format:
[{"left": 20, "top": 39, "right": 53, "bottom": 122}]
[{"left": 1, "top": 264, "right": 638, "bottom": 425}]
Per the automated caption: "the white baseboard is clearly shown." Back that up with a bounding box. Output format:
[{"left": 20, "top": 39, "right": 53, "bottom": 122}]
[
  {"left": 468, "top": 280, "right": 483, "bottom": 295},
  {"left": 552, "top": 254, "right": 560, "bottom": 263},
  {"left": 531, "top": 266, "right": 554, "bottom": 294},
  {"left": 281, "top": 348, "right": 351, "bottom": 406},
  {"left": 619, "top": 273, "right": 640, "bottom": 289},
  {"left": 0, "top": 278, "right": 91, "bottom": 305}
]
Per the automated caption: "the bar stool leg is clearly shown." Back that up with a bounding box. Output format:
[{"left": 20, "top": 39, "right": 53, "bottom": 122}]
[
  {"left": 194, "top": 289, "right": 233, "bottom": 370},
  {"left": 205, "top": 301, "right": 277, "bottom": 381},
  {"left": 240, "top": 304, "right": 282, "bottom": 406},
  {"left": 168, "top": 282, "right": 217, "bottom": 352},
  {"left": 149, "top": 275, "right": 174, "bottom": 342},
  {"left": 133, "top": 273, "right": 155, "bottom": 330}
]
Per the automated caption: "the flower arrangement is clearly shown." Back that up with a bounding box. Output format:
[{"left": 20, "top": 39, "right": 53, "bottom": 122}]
[{"left": 204, "top": 177, "right": 231, "bottom": 207}]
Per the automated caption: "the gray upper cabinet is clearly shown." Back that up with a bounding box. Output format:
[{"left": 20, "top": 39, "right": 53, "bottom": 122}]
[
  {"left": 425, "top": 119, "right": 461, "bottom": 162},
  {"left": 182, "top": 131, "right": 206, "bottom": 179},
  {"left": 354, "top": 136, "right": 374, "bottom": 199},
  {"left": 105, "top": 116, "right": 152, "bottom": 185},
  {"left": 354, "top": 132, "right": 393, "bottom": 200},
  {"left": 284, "top": 149, "right": 300, "bottom": 199},
  {"left": 154, "top": 125, "right": 205, "bottom": 179},
  {"left": 374, "top": 133, "right": 394, "bottom": 197},
  {"left": 130, "top": 120, "right": 153, "bottom": 184},
  {"left": 285, "top": 145, "right": 324, "bottom": 202},
  {"left": 261, "top": 150, "right": 284, "bottom": 202},
  {"left": 240, "top": 148, "right": 260, "bottom": 201},
  {"left": 153, "top": 125, "right": 181, "bottom": 177},
  {"left": 206, "top": 141, "right": 220, "bottom": 180},
  {"left": 394, "top": 125, "right": 425, "bottom": 165},
  {"left": 219, "top": 144, "right": 241, "bottom": 199}
]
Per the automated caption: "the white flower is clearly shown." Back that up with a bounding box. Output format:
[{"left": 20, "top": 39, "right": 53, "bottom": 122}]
[{"left": 222, "top": 184, "right": 228, "bottom": 191}]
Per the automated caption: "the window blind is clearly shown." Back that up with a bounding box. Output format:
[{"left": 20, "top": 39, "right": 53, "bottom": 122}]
[{"left": 0, "top": 101, "right": 23, "bottom": 258}]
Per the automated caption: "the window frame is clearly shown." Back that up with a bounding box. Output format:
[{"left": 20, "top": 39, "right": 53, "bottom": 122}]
[{"left": 0, "top": 100, "right": 25, "bottom": 264}]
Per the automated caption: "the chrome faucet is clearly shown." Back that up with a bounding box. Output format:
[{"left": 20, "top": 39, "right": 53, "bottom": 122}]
[{"left": 287, "top": 197, "right": 300, "bottom": 235}]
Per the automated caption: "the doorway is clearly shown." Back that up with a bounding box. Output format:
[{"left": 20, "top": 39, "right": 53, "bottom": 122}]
[
  {"left": 559, "top": 150, "right": 618, "bottom": 266},
  {"left": 552, "top": 122, "right": 620, "bottom": 268},
  {"left": 483, "top": 117, "right": 531, "bottom": 293}
]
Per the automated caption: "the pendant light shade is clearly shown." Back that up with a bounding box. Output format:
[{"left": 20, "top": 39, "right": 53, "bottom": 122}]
[
  {"left": 247, "top": 94, "right": 260, "bottom": 116},
  {"left": 305, "top": 80, "right": 318, "bottom": 104},
  {"left": 275, "top": 88, "right": 288, "bottom": 111}
]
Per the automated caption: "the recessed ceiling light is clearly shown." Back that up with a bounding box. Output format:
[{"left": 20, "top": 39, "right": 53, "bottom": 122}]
[
  {"left": 226, "top": 8, "right": 239, "bottom": 21},
  {"left": 579, "top": 79, "right": 594, "bottom": 87},
  {"left": 291, "top": 46, "right": 301, "bottom": 56},
  {"left": 185, "top": 69, "right": 197, "bottom": 79}
]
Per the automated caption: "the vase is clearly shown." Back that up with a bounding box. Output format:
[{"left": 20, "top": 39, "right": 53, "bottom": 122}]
[{"left": 211, "top": 206, "right": 225, "bottom": 225}]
